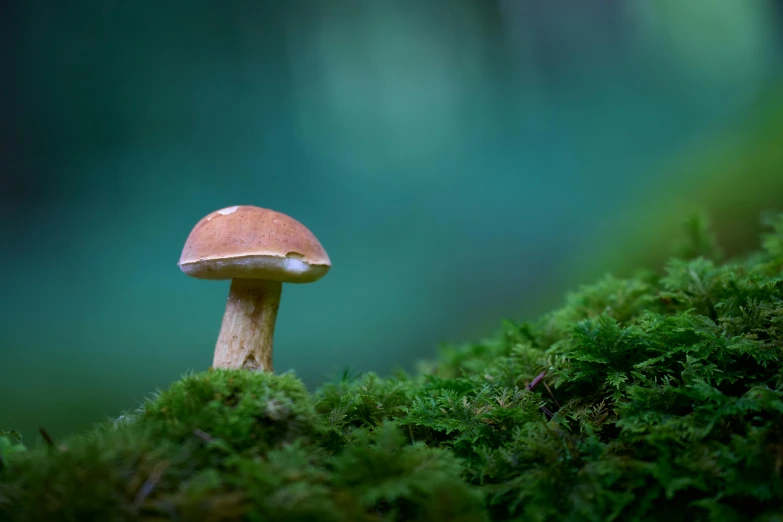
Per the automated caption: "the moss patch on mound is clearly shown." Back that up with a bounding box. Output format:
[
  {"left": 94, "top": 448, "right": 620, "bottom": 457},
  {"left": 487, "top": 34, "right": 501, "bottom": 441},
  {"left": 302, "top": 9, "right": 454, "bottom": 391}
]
[{"left": 2, "top": 216, "right": 783, "bottom": 521}]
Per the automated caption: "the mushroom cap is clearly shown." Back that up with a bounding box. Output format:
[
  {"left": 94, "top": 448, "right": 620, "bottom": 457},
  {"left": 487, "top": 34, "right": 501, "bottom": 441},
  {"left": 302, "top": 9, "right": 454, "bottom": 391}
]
[{"left": 178, "top": 205, "right": 331, "bottom": 283}]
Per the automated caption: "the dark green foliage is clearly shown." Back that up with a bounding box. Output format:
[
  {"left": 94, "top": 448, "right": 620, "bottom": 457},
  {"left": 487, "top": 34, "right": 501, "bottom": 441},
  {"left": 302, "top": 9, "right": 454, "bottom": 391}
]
[
  {"left": 141, "top": 369, "right": 321, "bottom": 455},
  {"left": 2, "top": 215, "right": 783, "bottom": 521},
  {"left": 330, "top": 422, "right": 487, "bottom": 522},
  {"left": 0, "top": 372, "right": 486, "bottom": 522},
  {"left": 674, "top": 213, "right": 723, "bottom": 262},
  {"left": 0, "top": 432, "right": 24, "bottom": 474}
]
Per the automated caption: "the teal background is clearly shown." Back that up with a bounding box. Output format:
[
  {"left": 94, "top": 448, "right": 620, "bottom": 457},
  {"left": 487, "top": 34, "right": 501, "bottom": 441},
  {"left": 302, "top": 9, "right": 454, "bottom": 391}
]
[{"left": 2, "top": 1, "right": 783, "bottom": 443}]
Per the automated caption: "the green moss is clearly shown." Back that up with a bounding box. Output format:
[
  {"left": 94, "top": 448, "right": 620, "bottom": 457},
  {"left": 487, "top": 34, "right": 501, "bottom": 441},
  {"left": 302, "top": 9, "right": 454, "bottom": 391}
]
[
  {"left": 140, "top": 369, "right": 321, "bottom": 454},
  {"left": 2, "top": 216, "right": 783, "bottom": 521}
]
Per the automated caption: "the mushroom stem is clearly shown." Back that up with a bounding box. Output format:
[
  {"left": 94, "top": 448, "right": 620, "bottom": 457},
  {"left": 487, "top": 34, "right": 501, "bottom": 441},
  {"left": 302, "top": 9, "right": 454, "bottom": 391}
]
[{"left": 212, "top": 278, "right": 282, "bottom": 372}]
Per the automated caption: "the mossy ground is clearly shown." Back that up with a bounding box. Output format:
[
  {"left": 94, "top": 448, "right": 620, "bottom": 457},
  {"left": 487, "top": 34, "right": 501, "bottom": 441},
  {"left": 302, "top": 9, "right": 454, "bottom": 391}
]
[{"left": 2, "top": 216, "right": 783, "bottom": 521}]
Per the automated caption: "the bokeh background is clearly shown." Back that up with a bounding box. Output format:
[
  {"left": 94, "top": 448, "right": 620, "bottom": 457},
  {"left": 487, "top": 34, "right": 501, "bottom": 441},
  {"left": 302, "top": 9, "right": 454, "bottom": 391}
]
[{"left": 2, "top": 0, "right": 783, "bottom": 443}]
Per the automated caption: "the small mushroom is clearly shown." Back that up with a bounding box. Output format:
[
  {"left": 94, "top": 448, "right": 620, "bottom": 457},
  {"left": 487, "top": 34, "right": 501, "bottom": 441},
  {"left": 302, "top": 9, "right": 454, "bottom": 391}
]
[{"left": 178, "top": 205, "right": 331, "bottom": 372}]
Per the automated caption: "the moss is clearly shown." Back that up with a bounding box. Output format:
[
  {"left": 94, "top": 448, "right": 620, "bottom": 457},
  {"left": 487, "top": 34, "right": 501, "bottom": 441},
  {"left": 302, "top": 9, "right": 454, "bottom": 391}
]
[
  {"left": 2, "top": 216, "right": 783, "bottom": 521},
  {"left": 140, "top": 369, "right": 321, "bottom": 455}
]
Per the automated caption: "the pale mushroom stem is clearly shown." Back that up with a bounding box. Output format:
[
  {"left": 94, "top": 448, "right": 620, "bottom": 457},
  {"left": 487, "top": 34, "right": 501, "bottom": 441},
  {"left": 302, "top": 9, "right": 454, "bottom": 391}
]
[{"left": 212, "top": 278, "right": 282, "bottom": 372}]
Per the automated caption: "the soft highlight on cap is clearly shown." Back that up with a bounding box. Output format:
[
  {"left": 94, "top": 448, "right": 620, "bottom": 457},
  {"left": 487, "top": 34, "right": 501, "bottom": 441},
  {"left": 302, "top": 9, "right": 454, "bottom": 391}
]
[{"left": 178, "top": 205, "right": 331, "bottom": 283}]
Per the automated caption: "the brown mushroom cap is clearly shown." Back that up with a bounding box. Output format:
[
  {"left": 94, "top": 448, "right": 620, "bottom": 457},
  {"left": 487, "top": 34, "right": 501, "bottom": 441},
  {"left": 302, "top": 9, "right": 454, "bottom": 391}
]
[{"left": 178, "top": 205, "right": 331, "bottom": 283}]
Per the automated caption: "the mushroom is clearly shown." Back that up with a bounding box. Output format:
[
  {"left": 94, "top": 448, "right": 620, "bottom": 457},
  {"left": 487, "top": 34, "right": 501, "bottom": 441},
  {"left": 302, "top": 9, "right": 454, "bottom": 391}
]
[{"left": 178, "top": 205, "right": 331, "bottom": 372}]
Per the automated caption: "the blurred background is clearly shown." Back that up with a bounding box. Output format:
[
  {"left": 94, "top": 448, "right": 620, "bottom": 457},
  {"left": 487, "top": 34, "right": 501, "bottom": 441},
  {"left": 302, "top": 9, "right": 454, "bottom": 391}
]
[{"left": 2, "top": 0, "right": 783, "bottom": 443}]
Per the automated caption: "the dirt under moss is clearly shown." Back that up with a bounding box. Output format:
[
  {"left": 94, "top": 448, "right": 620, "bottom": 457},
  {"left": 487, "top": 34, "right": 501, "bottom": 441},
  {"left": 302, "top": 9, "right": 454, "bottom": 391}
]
[{"left": 2, "top": 216, "right": 783, "bottom": 522}]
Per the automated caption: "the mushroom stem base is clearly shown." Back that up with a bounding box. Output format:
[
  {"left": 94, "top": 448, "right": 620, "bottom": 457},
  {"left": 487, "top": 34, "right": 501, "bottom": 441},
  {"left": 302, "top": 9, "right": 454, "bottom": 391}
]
[{"left": 213, "top": 278, "right": 282, "bottom": 372}]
